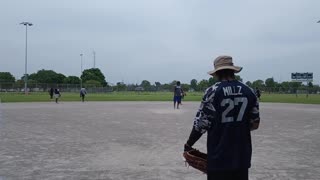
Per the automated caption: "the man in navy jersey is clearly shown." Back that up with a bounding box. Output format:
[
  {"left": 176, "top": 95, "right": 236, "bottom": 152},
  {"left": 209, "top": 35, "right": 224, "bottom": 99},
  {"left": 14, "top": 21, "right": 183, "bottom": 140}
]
[
  {"left": 184, "top": 55, "right": 260, "bottom": 180},
  {"left": 173, "top": 81, "right": 184, "bottom": 109}
]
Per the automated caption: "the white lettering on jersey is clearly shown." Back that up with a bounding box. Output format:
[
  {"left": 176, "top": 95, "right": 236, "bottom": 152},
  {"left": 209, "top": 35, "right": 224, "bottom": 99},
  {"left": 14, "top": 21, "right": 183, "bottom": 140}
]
[{"left": 223, "top": 86, "right": 243, "bottom": 96}]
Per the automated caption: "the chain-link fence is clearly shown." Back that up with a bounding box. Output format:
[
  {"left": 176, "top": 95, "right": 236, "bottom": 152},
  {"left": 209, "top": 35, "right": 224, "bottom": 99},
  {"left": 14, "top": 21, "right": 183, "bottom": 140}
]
[
  {"left": 0, "top": 83, "right": 113, "bottom": 93},
  {"left": 255, "top": 87, "right": 320, "bottom": 94},
  {"left": 1, "top": 82, "right": 319, "bottom": 94}
]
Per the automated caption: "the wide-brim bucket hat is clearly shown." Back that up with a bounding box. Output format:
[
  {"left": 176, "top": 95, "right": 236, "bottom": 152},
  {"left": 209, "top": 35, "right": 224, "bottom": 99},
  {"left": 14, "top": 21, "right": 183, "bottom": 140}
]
[{"left": 208, "top": 55, "right": 242, "bottom": 75}]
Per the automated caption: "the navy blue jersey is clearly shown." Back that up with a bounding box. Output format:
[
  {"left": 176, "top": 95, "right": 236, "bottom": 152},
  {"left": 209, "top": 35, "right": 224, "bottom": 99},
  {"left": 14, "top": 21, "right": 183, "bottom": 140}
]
[
  {"left": 193, "top": 80, "right": 260, "bottom": 170},
  {"left": 54, "top": 89, "right": 60, "bottom": 95},
  {"left": 174, "top": 86, "right": 183, "bottom": 97}
]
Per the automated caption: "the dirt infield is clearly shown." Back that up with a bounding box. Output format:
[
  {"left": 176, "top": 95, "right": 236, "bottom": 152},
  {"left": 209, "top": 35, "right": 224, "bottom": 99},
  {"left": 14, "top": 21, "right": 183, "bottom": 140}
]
[{"left": 0, "top": 102, "right": 319, "bottom": 180}]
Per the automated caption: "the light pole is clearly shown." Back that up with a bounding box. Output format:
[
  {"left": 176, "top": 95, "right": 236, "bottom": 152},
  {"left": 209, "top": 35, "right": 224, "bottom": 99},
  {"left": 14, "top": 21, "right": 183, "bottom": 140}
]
[
  {"left": 93, "top": 51, "right": 96, "bottom": 68},
  {"left": 80, "top": 54, "right": 83, "bottom": 88},
  {"left": 20, "top": 22, "right": 33, "bottom": 95}
]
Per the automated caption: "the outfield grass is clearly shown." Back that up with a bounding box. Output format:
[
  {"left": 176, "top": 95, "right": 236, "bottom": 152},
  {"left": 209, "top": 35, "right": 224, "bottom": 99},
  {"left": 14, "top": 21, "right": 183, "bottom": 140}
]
[
  {"left": 0, "top": 92, "right": 320, "bottom": 104},
  {"left": 257, "top": 93, "right": 320, "bottom": 104},
  {"left": 0, "top": 92, "right": 202, "bottom": 103}
]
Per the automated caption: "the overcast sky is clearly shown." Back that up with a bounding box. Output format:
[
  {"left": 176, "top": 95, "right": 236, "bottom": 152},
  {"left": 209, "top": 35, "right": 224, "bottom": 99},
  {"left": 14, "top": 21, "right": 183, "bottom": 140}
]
[{"left": 1, "top": 0, "right": 320, "bottom": 85}]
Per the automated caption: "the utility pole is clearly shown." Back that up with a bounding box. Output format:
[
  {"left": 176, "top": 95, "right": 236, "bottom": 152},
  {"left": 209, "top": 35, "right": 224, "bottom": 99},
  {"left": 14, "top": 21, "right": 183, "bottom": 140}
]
[
  {"left": 80, "top": 54, "right": 83, "bottom": 88},
  {"left": 93, "top": 51, "right": 96, "bottom": 68}
]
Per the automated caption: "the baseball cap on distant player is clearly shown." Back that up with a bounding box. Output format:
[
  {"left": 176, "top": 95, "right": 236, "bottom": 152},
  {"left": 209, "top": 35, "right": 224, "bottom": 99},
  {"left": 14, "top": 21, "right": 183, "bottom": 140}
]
[{"left": 207, "top": 55, "right": 242, "bottom": 75}]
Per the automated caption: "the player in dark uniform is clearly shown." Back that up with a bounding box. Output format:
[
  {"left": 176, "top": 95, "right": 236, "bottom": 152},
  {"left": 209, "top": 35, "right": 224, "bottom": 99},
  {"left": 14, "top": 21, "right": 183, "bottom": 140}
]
[
  {"left": 184, "top": 56, "right": 260, "bottom": 180},
  {"left": 49, "top": 87, "right": 54, "bottom": 99},
  {"left": 54, "top": 88, "right": 61, "bottom": 104},
  {"left": 80, "top": 87, "right": 87, "bottom": 102},
  {"left": 173, "top": 81, "right": 184, "bottom": 109}
]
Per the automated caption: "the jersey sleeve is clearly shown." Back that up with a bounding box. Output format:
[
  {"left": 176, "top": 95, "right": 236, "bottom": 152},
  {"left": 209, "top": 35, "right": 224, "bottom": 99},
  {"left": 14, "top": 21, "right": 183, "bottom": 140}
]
[{"left": 193, "top": 85, "right": 218, "bottom": 134}]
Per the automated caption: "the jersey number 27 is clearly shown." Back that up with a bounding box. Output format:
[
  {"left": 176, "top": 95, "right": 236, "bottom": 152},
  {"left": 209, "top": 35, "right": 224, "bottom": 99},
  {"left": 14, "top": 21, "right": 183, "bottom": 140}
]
[{"left": 221, "top": 97, "right": 248, "bottom": 123}]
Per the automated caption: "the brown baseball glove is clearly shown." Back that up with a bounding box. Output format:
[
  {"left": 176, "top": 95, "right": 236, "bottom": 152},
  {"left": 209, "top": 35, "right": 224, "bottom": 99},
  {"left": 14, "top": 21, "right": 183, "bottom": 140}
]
[{"left": 183, "top": 149, "right": 207, "bottom": 173}]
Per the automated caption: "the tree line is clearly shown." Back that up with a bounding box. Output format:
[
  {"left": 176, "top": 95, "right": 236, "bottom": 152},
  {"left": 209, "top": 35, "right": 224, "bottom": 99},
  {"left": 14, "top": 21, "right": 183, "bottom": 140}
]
[
  {"left": 245, "top": 77, "right": 318, "bottom": 93},
  {"left": 0, "top": 70, "right": 318, "bottom": 93},
  {"left": 0, "top": 68, "right": 107, "bottom": 88},
  {"left": 116, "top": 77, "right": 318, "bottom": 94}
]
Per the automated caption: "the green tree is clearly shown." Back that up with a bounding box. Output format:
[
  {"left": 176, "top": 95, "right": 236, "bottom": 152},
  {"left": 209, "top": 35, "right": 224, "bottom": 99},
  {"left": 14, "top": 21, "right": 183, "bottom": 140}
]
[
  {"left": 208, "top": 77, "right": 217, "bottom": 86},
  {"left": 198, "top": 79, "right": 209, "bottom": 91},
  {"left": 310, "top": 84, "right": 319, "bottom": 94},
  {"left": 155, "top": 82, "right": 161, "bottom": 90},
  {"left": 245, "top": 81, "right": 252, "bottom": 87},
  {"left": 0, "top": 72, "right": 15, "bottom": 89},
  {"left": 279, "top": 81, "right": 302, "bottom": 93},
  {"left": 28, "top": 79, "right": 38, "bottom": 88},
  {"left": 155, "top": 82, "right": 161, "bottom": 86},
  {"left": 14, "top": 79, "right": 24, "bottom": 89},
  {"left": 55, "top": 73, "right": 66, "bottom": 84},
  {"left": 252, "top": 80, "right": 264, "bottom": 89},
  {"left": 81, "top": 68, "right": 107, "bottom": 86},
  {"left": 235, "top": 75, "right": 243, "bottom": 82},
  {"left": 161, "top": 83, "right": 171, "bottom": 91},
  {"left": 126, "top": 84, "right": 138, "bottom": 91},
  {"left": 84, "top": 79, "right": 102, "bottom": 87},
  {"left": 149, "top": 85, "right": 157, "bottom": 91},
  {"left": 190, "top": 79, "right": 198, "bottom": 91},
  {"left": 265, "top": 77, "right": 276, "bottom": 93},
  {"left": 272, "top": 82, "right": 281, "bottom": 92},
  {"left": 265, "top": 78, "right": 276, "bottom": 88},
  {"left": 0, "top": 72, "right": 15, "bottom": 83},
  {"left": 28, "top": 73, "right": 37, "bottom": 81},
  {"left": 279, "top": 81, "right": 290, "bottom": 93},
  {"left": 307, "top": 82, "right": 314, "bottom": 94},
  {"left": 35, "top": 69, "right": 55, "bottom": 83},
  {"left": 181, "top": 83, "right": 190, "bottom": 92},
  {"left": 26, "top": 69, "right": 65, "bottom": 84},
  {"left": 170, "top": 80, "right": 177, "bottom": 86},
  {"left": 140, "top": 80, "right": 151, "bottom": 91},
  {"left": 115, "top": 82, "right": 127, "bottom": 91},
  {"left": 289, "top": 81, "right": 302, "bottom": 93},
  {"left": 63, "top": 76, "right": 81, "bottom": 84},
  {"left": 280, "top": 81, "right": 290, "bottom": 88}
]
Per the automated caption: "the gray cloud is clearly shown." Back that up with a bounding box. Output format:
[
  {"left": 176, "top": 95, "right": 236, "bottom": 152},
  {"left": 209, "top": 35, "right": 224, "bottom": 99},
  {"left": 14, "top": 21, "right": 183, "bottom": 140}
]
[{"left": 1, "top": 0, "right": 320, "bottom": 84}]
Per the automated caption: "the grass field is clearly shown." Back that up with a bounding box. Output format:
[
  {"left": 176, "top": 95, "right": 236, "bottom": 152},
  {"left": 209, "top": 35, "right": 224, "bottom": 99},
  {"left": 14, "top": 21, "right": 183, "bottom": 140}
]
[
  {"left": 1, "top": 92, "right": 320, "bottom": 104},
  {"left": 0, "top": 92, "right": 198, "bottom": 102}
]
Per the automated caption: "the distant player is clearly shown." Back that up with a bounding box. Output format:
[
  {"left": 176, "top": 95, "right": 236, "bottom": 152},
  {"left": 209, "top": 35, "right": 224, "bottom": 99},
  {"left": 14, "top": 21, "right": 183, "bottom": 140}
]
[
  {"left": 49, "top": 88, "right": 54, "bottom": 99},
  {"left": 173, "top": 81, "right": 184, "bottom": 109},
  {"left": 54, "top": 88, "right": 61, "bottom": 103},
  {"left": 184, "top": 56, "right": 260, "bottom": 180},
  {"left": 80, "top": 87, "right": 87, "bottom": 102}
]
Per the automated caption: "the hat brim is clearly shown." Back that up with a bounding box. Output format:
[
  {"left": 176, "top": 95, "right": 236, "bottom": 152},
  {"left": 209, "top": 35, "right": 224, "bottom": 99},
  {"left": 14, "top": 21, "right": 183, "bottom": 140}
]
[{"left": 208, "top": 66, "right": 242, "bottom": 76}]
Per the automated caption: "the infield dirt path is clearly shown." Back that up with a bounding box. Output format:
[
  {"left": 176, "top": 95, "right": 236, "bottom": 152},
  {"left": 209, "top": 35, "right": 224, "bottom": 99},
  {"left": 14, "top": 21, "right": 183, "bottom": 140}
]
[{"left": 0, "top": 102, "right": 319, "bottom": 179}]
